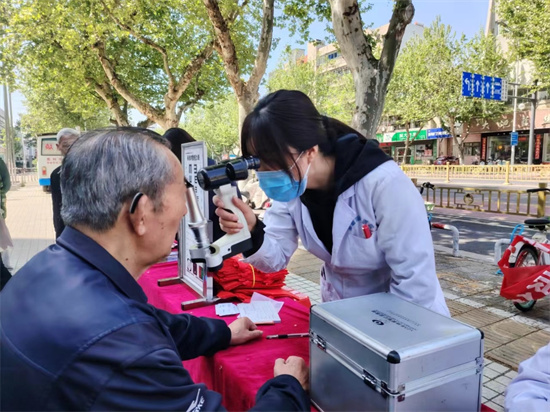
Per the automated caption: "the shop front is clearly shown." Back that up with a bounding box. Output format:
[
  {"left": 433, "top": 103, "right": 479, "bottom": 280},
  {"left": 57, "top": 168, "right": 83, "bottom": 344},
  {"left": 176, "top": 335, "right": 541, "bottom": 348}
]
[
  {"left": 480, "top": 131, "right": 549, "bottom": 164},
  {"left": 376, "top": 129, "right": 448, "bottom": 164},
  {"left": 471, "top": 108, "right": 550, "bottom": 164}
]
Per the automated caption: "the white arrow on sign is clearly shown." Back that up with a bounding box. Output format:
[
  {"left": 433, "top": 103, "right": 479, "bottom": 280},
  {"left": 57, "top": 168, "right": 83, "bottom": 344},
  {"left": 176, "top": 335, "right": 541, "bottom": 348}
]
[{"left": 476, "top": 80, "right": 480, "bottom": 92}]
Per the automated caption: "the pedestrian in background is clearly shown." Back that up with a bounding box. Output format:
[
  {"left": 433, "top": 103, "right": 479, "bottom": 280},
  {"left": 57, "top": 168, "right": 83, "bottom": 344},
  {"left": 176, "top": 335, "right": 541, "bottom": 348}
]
[
  {"left": 0, "top": 158, "right": 13, "bottom": 290},
  {"left": 50, "top": 128, "right": 79, "bottom": 238}
]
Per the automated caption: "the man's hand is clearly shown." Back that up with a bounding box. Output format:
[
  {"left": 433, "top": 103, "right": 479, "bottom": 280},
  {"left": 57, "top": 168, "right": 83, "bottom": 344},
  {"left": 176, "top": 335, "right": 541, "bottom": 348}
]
[
  {"left": 274, "top": 356, "right": 309, "bottom": 391},
  {"left": 228, "top": 317, "right": 263, "bottom": 345}
]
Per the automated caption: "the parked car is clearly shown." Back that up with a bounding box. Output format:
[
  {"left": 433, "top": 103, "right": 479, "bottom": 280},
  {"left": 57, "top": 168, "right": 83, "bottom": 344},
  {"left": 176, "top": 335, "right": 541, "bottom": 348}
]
[{"left": 434, "top": 156, "right": 459, "bottom": 165}]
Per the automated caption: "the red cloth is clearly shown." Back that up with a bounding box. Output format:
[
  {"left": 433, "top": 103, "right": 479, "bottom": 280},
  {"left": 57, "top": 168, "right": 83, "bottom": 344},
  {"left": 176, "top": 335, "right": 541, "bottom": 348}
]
[
  {"left": 498, "top": 235, "right": 550, "bottom": 302},
  {"left": 138, "top": 261, "right": 200, "bottom": 312},
  {"left": 139, "top": 262, "right": 309, "bottom": 411}
]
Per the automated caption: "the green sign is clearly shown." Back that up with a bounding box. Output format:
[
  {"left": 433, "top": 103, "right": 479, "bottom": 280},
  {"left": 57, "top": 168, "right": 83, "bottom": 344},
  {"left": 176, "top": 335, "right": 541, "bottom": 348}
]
[{"left": 376, "top": 129, "right": 428, "bottom": 143}]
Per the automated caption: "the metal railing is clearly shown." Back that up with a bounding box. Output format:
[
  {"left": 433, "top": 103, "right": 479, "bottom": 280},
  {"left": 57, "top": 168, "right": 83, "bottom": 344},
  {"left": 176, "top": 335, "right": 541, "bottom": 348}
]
[
  {"left": 402, "top": 163, "right": 550, "bottom": 184},
  {"left": 10, "top": 168, "right": 38, "bottom": 185},
  {"left": 415, "top": 182, "right": 549, "bottom": 218}
]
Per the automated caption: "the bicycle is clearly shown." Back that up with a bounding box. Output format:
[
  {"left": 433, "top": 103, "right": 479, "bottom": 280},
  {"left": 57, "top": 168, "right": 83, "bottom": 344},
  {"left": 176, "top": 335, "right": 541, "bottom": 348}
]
[
  {"left": 499, "top": 187, "right": 550, "bottom": 312},
  {"left": 419, "top": 182, "right": 435, "bottom": 225}
]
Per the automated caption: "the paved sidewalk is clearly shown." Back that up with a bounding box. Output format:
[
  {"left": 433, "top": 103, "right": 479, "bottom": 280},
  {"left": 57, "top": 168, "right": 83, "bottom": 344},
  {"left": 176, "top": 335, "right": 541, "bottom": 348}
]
[{"left": 5, "top": 183, "right": 549, "bottom": 412}]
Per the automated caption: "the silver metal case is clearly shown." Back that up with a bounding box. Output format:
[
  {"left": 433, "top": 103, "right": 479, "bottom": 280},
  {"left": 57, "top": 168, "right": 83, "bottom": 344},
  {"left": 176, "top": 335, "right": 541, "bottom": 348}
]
[{"left": 310, "top": 293, "right": 483, "bottom": 411}]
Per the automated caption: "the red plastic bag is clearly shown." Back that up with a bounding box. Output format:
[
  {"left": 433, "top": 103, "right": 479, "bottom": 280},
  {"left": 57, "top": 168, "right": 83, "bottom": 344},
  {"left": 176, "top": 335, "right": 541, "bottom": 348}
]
[{"left": 498, "top": 235, "right": 550, "bottom": 302}]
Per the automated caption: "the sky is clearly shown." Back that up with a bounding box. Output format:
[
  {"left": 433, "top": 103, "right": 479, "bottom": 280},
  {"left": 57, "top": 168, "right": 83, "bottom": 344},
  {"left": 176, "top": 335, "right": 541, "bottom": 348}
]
[{"left": 5, "top": 0, "right": 491, "bottom": 126}]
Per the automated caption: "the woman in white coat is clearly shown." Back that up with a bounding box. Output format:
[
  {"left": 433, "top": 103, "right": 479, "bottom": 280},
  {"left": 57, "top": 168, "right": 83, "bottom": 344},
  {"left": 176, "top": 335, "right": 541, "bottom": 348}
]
[{"left": 216, "top": 90, "right": 449, "bottom": 316}]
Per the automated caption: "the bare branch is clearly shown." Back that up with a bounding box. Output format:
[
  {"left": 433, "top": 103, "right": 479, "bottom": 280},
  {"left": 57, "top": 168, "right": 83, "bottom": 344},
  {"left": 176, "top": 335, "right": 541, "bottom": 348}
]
[
  {"left": 99, "top": 0, "right": 176, "bottom": 87},
  {"left": 176, "top": 88, "right": 206, "bottom": 119},
  {"left": 87, "top": 77, "right": 129, "bottom": 126}
]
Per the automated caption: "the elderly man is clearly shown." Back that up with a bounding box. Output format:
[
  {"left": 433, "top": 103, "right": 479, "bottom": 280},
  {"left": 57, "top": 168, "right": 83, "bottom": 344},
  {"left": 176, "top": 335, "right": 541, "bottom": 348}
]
[
  {"left": 0, "top": 128, "right": 309, "bottom": 411},
  {"left": 50, "top": 127, "right": 80, "bottom": 238}
]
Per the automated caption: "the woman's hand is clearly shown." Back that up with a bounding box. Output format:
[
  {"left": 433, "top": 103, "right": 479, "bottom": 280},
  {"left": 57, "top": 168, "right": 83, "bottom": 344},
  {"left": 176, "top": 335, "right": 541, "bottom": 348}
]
[{"left": 213, "top": 195, "right": 257, "bottom": 233}]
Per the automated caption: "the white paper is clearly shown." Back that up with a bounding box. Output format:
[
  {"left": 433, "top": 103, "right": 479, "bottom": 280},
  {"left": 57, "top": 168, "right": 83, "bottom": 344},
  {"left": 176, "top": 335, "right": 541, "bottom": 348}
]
[
  {"left": 215, "top": 303, "right": 240, "bottom": 317},
  {"left": 237, "top": 301, "right": 281, "bottom": 323},
  {"left": 250, "top": 292, "right": 284, "bottom": 313}
]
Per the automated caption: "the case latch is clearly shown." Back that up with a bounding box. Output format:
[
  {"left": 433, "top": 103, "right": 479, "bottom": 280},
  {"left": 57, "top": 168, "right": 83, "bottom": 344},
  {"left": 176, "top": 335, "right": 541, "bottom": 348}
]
[
  {"left": 314, "top": 335, "right": 327, "bottom": 352},
  {"left": 362, "top": 369, "right": 378, "bottom": 390}
]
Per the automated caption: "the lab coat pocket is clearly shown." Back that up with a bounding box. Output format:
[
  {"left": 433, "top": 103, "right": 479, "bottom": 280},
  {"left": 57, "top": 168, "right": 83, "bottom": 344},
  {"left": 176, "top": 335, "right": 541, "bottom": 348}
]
[{"left": 332, "top": 230, "right": 384, "bottom": 272}]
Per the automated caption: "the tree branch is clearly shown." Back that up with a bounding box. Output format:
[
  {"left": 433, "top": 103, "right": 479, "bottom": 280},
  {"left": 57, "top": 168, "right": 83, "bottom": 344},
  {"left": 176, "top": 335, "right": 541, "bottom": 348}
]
[
  {"left": 87, "top": 77, "right": 129, "bottom": 126},
  {"left": 202, "top": 0, "right": 243, "bottom": 94},
  {"left": 329, "top": 0, "right": 376, "bottom": 70},
  {"left": 92, "top": 40, "right": 164, "bottom": 123},
  {"left": 245, "top": 0, "right": 275, "bottom": 95},
  {"left": 176, "top": 88, "right": 206, "bottom": 119},
  {"left": 99, "top": 0, "right": 176, "bottom": 87},
  {"left": 172, "top": 41, "right": 215, "bottom": 103},
  {"left": 379, "top": 0, "right": 415, "bottom": 71}
]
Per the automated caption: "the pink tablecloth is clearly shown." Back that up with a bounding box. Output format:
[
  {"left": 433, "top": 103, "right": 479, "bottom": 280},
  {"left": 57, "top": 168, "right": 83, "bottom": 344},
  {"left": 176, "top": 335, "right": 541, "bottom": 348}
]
[{"left": 138, "top": 261, "right": 310, "bottom": 411}]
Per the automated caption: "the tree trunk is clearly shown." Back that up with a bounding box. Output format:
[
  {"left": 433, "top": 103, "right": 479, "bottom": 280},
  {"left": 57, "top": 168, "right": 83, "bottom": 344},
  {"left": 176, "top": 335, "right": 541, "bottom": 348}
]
[
  {"left": 237, "top": 90, "right": 258, "bottom": 132},
  {"left": 449, "top": 119, "right": 464, "bottom": 165},
  {"left": 329, "top": 0, "right": 414, "bottom": 138},
  {"left": 403, "top": 122, "right": 411, "bottom": 164}
]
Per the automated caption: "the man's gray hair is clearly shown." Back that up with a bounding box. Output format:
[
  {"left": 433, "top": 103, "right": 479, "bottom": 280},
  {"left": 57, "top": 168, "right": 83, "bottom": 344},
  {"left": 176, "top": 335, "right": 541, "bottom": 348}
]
[
  {"left": 56, "top": 128, "right": 80, "bottom": 143},
  {"left": 61, "top": 127, "right": 173, "bottom": 232}
]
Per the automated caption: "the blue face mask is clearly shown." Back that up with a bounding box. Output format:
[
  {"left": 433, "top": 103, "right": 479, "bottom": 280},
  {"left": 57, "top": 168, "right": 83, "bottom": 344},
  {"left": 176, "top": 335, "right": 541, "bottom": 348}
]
[{"left": 257, "top": 163, "right": 310, "bottom": 202}]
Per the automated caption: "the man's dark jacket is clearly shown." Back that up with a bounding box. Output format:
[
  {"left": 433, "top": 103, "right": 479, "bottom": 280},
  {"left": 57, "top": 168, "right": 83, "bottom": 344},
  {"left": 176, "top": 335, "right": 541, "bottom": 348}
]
[
  {"left": 0, "top": 227, "right": 308, "bottom": 411},
  {"left": 50, "top": 165, "right": 64, "bottom": 238}
]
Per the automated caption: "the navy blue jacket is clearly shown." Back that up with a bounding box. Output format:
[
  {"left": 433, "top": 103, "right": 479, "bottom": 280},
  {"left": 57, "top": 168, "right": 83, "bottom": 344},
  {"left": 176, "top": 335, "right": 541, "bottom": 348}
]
[{"left": 0, "top": 227, "right": 309, "bottom": 411}]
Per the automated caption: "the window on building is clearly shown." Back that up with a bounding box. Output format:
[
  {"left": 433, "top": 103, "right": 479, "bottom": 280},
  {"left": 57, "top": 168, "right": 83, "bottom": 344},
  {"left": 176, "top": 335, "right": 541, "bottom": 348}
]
[
  {"left": 327, "top": 52, "right": 338, "bottom": 60},
  {"left": 464, "top": 142, "right": 480, "bottom": 157}
]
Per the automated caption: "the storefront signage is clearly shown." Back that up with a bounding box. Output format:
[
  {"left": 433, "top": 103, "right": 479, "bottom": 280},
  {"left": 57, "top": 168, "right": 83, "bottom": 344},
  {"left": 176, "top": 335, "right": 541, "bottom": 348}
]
[
  {"left": 427, "top": 128, "right": 452, "bottom": 139},
  {"left": 481, "top": 136, "right": 487, "bottom": 162},
  {"left": 535, "top": 134, "right": 542, "bottom": 161},
  {"left": 510, "top": 132, "right": 518, "bottom": 146},
  {"left": 375, "top": 129, "right": 427, "bottom": 142}
]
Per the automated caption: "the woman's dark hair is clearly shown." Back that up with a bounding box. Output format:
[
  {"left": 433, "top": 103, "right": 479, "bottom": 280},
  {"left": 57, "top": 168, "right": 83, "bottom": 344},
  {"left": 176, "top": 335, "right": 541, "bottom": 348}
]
[
  {"left": 241, "top": 90, "right": 365, "bottom": 177},
  {"left": 164, "top": 128, "right": 195, "bottom": 162}
]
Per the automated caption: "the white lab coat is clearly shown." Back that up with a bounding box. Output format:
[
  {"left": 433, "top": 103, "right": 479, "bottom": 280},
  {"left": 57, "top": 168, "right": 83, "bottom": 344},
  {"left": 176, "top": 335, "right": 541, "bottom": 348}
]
[
  {"left": 244, "top": 161, "right": 450, "bottom": 316},
  {"left": 505, "top": 343, "right": 550, "bottom": 411}
]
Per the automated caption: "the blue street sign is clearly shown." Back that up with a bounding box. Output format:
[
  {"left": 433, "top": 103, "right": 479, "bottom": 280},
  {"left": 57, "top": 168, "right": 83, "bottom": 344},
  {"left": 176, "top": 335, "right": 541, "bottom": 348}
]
[
  {"left": 511, "top": 132, "right": 518, "bottom": 146},
  {"left": 483, "top": 75, "right": 492, "bottom": 99},
  {"left": 492, "top": 77, "right": 503, "bottom": 101},
  {"left": 461, "top": 72, "right": 506, "bottom": 101},
  {"left": 473, "top": 73, "right": 483, "bottom": 98},
  {"left": 427, "top": 128, "right": 452, "bottom": 139},
  {"left": 461, "top": 71, "right": 473, "bottom": 97}
]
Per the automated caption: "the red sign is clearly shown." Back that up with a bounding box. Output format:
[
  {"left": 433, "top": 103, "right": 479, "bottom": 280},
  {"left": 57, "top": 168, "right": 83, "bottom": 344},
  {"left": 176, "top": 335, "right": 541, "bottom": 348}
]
[
  {"left": 480, "top": 136, "right": 487, "bottom": 161},
  {"left": 534, "top": 134, "right": 542, "bottom": 161}
]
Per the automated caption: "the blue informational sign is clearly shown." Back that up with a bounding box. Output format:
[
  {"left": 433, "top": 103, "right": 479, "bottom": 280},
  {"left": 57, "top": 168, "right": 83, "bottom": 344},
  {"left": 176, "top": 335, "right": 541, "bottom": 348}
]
[
  {"left": 511, "top": 131, "right": 519, "bottom": 146},
  {"left": 427, "top": 128, "right": 452, "bottom": 139},
  {"left": 461, "top": 72, "right": 506, "bottom": 101},
  {"left": 461, "top": 71, "right": 473, "bottom": 97},
  {"left": 473, "top": 73, "right": 483, "bottom": 98},
  {"left": 483, "top": 75, "right": 492, "bottom": 99},
  {"left": 492, "top": 77, "right": 503, "bottom": 101}
]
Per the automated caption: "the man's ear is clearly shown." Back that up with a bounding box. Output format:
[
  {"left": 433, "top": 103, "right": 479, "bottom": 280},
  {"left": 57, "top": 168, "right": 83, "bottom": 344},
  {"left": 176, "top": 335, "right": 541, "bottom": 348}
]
[{"left": 128, "top": 194, "right": 152, "bottom": 237}]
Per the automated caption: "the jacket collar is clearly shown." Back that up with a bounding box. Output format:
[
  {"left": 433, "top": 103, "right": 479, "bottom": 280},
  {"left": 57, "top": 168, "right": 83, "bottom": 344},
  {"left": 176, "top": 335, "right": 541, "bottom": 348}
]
[{"left": 57, "top": 227, "right": 148, "bottom": 304}]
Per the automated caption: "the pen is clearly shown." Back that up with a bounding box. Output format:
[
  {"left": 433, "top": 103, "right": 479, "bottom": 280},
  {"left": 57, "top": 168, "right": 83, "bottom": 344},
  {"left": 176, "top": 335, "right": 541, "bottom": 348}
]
[
  {"left": 362, "top": 224, "right": 372, "bottom": 239},
  {"left": 266, "top": 333, "right": 310, "bottom": 339}
]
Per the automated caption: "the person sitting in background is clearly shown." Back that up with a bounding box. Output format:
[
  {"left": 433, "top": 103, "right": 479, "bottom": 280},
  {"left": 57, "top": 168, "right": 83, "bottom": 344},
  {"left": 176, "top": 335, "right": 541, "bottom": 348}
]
[
  {"left": 0, "top": 127, "right": 309, "bottom": 411},
  {"left": 50, "top": 128, "right": 79, "bottom": 238},
  {"left": 163, "top": 127, "right": 241, "bottom": 242},
  {"left": 505, "top": 342, "right": 550, "bottom": 411}
]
